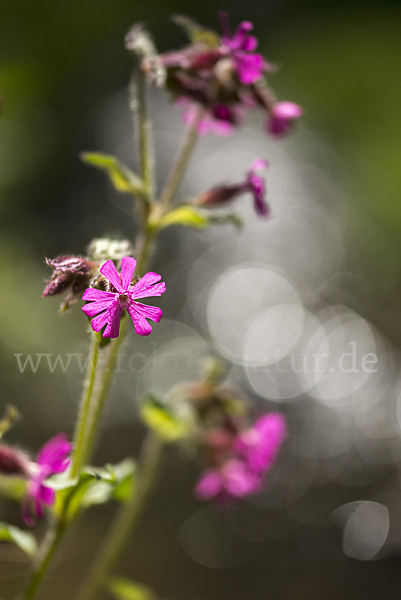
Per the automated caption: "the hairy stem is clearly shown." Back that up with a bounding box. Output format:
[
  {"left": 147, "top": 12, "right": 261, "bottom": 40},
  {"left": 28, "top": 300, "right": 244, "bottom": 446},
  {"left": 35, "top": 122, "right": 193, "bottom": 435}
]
[
  {"left": 19, "top": 522, "right": 66, "bottom": 600},
  {"left": 73, "top": 433, "right": 163, "bottom": 600},
  {"left": 159, "top": 106, "right": 204, "bottom": 211},
  {"left": 131, "top": 69, "right": 155, "bottom": 202},
  {"left": 70, "top": 332, "right": 100, "bottom": 479},
  {"left": 81, "top": 320, "right": 129, "bottom": 465}
]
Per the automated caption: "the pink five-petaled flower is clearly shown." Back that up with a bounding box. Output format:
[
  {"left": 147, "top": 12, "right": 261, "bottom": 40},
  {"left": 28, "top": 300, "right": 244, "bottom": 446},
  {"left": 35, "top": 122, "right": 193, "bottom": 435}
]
[
  {"left": 267, "top": 101, "right": 303, "bottom": 138},
  {"left": 220, "top": 12, "right": 267, "bottom": 85},
  {"left": 82, "top": 257, "right": 166, "bottom": 339},
  {"left": 24, "top": 433, "right": 72, "bottom": 526},
  {"left": 194, "top": 459, "right": 262, "bottom": 503},
  {"left": 234, "top": 412, "right": 287, "bottom": 474}
]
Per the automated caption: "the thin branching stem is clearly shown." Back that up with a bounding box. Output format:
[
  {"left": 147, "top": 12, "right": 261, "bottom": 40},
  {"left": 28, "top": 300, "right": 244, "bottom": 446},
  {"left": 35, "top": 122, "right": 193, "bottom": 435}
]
[{"left": 159, "top": 105, "right": 204, "bottom": 211}]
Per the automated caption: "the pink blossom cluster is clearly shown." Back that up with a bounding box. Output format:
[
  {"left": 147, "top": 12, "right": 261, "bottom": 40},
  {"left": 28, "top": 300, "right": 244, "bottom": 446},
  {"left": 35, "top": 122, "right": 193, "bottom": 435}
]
[
  {"left": 160, "top": 12, "right": 302, "bottom": 137},
  {"left": 0, "top": 434, "right": 72, "bottom": 525},
  {"left": 195, "top": 413, "right": 286, "bottom": 502}
]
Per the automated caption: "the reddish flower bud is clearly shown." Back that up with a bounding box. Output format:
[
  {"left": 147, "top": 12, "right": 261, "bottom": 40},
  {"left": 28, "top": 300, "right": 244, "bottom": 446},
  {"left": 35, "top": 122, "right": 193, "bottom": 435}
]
[
  {"left": 0, "top": 444, "right": 32, "bottom": 477},
  {"left": 42, "top": 255, "right": 96, "bottom": 311}
]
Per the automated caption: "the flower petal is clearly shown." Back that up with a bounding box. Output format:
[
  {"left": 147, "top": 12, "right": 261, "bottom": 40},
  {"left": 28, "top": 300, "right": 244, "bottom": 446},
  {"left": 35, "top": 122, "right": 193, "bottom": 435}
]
[
  {"left": 129, "top": 301, "right": 163, "bottom": 323},
  {"left": 82, "top": 299, "right": 115, "bottom": 318},
  {"left": 194, "top": 469, "right": 223, "bottom": 500},
  {"left": 37, "top": 433, "right": 72, "bottom": 473},
  {"left": 127, "top": 303, "right": 157, "bottom": 336},
  {"left": 223, "top": 460, "right": 261, "bottom": 497},
  {"left": 82, "top": 289, "right": 117, "bottom": 302},
  {"left": 103, "top": 304, "right": 123, "bottom": 338},
  {"left": 129, "top": 272, "right": 166, "bottom": 299},
  {"left": 120, "top": 256, "right": 137, "bottom": 291},
  {"left": 100, "top": 260, "right": 122, "bottom": 292},
  {"left": 91, "top": 307, "right": 113, "bottom": 332}
]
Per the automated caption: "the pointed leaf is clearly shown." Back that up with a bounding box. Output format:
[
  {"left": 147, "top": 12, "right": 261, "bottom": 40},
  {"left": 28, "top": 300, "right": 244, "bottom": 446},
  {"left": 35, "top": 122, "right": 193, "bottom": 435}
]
[
  {"left": 0, "top": 474, "right": 26, "bottom": 501},
  {"left": 156, "top": 206, "right": 210, "bottom": 230},
  {"left": 0, "top": 523, "right": 37, "bottom": 557},
  {"left": 108, "top": 577, "right": 155, "bottom": 600},
  {"left": 208, "top": 212, "right": 243, "bottom": 228},
  {"left": 171, "top": 15, "right": 219, "bottom": 46},
  {"left": 81, "top": 153, "right": 144, "bottom": 196},
  {"left": 141, "top": 397, "right": 188, "bottom": 441}
]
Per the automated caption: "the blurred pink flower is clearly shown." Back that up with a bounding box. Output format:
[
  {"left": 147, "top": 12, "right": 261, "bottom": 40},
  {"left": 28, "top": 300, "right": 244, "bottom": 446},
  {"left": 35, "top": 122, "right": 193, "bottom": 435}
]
[
  {"left": 176, "top": 98, "right": 242, "bottom": 136},
  {"left": 234, "top": 412, "right": 287, "bottom": 474},
  {"left": 245, "top": 159, "right": 269, "bottom": 217},
  {"left": 24, "top": 433, "right": 72, "bottom": 526},
  {"left": 196, "top": 158, "right": 269, "bottom": 218},
  {"left": 195, "top": 459, "right": 262, "bottom": 502},
  {"left": 195, "top": 412, "right": 286, "bottom": 503},
  {"left": 267, "top": 101, "right": 303, "bottom": 137},
  {"left": 220, "top": 12, "right": 267, "bottom": 85},
  {"left": 82, "top": 257, "right": 166, "bottom": 338}
]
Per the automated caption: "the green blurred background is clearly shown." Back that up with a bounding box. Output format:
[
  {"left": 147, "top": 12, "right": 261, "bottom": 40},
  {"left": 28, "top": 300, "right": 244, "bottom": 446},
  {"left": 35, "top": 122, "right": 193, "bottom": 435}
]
[{"left": 2, "top": 0, "right": 401, "bottom": 599}]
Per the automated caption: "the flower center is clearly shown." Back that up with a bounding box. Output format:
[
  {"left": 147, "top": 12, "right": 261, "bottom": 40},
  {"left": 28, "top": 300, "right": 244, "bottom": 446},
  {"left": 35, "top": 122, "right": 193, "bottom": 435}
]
[{"left": 119, "top": 293, "right": 129, "bottom": 305}]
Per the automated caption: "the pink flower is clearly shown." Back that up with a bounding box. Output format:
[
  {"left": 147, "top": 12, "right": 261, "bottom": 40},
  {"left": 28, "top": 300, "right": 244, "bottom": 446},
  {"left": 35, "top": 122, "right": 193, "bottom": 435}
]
[
  {"left": 219, "top": 12, "right": 267, "bottom": 85},
  {"left": 245, "top": 159, "right": 269, "bottom": 217},
  {"left": 82, "top": 257, "right": 166, "bottom": 338},
  {"left": 194, "top": 412, "right": 286, "bottom": 503},
  {"left": 234, "top": 413, "right": 287, "bottom": 474},
  {"left": 176, "top": 98, "right": 242, "bottom": 136},
  {"left": 196, "top": 159, "right": 269, "bottom": 218},
  {"left": 195, "top": 459, "right": 262, "bottom": 502},
  {"left": 267, "top": 101, "right": 303, "bottom": 138},
  {"left": 24, "top": 433, "right": 72, "bottom": 526}
]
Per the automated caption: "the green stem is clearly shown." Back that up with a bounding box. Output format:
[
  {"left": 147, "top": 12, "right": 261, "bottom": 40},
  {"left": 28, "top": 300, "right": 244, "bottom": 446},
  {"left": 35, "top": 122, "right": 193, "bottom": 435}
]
[
  {"left": 71, "top": 332, "right": 99, "bottom": 479},
  {"left": 159, "top": 105, "right": 203, "bottom": 211},
  {"left": 19, "top": 522, "right": 66, "bottom": 600},
  {"left": 82, "top": 320, "right": 129, "bottom": 464},
  {"left": 131, "top": 69, "right": 155, "bottom": 202},
  {"left": 73, "top": 433, "right": 163, "bottom": 600}
]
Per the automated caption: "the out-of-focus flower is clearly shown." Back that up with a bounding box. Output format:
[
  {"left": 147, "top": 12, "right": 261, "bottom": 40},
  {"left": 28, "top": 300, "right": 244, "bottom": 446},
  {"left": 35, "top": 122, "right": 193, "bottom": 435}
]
[
  {"left": 195, "top": 459, "right": 262, "bottom": 502},
  {"left": 157, "top": 13, "right": 301, "bottom": 137},
  {"left": 24, "top": 433, "right": 72, "bottom": 526},
  {"left": 196, "top": 159, "right": 269, "bottom": 217},
  {"left": 42, "top": 255, "right": 96, "bottom": 311},
  {"left": 219, "top": 12, "right": 267, "bottom": 85},
  {"left": 234, "top": 412, "right": 287, "bottom": 474},
  {"left": 194, "top": 411, "right": 286, "bottom": 503},
  {"left": 266, "top": 101, "right": 303, "bottom": 138},
  {"left": 82, "top": 257, "right": 166, "bottom": 338},
  {"left": 0, "top": 444, "right": 32, "bottom": 477}
]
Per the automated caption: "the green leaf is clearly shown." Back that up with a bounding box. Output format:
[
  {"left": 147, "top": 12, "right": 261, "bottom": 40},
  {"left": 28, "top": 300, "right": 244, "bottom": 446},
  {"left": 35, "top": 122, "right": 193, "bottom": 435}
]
[
  {"left": 171, "top": 15, "right": 219, "bottom": 47},
  {"left": 55, "top": 459, "right": 136, "bottom": 520},
  {"left": 141, "top": 397, "right": 188, "bottom": 441},
  {"left": 208, "top": 212, "right": 243, "bottom": 229},
  {"left": 155, "top": 206, "right": 210, "bottom": 230},
  {"left": 108, "top": 577, "right": 155, "bottom": 600},
  {"left": 0, "top": 474, "right": 26, "bottom": 501},
  {"left": 80, "top": 153, "right": 144, "bottom": 196},
  {"left": 0, "top": 523, "right": 37, "bottom": 557}
]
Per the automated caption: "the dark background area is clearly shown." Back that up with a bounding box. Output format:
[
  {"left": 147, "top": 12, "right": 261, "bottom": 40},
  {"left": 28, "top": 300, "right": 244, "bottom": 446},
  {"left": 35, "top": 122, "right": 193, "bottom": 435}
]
[{"left": 1, "top": 1, "right": 401, "bottom": 599}]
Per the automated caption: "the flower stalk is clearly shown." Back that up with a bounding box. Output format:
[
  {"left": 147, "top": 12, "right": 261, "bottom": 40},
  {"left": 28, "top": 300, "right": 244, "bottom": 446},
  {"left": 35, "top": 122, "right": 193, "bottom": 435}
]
[
  {"left": 159, "top": 105, "right": 204, "bottom": 211},
  {"left": 74, "top": 432, "right": 164, "bottom": 600}
]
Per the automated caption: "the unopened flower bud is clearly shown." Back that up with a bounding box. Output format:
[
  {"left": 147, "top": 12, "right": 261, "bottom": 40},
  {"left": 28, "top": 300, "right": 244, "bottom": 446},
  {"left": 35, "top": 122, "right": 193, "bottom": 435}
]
[
  {"left": 87, "top": 238, "right": 134, "bottom": 262},
  {"left": 0, "top": 444, "right": 32, "bottom": 477},
  {"left": 196, "top": 184, "right": 241, "bottom": 207},
  {"left": 42, "top": 255, "right": 96, "bottom": 312}
]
